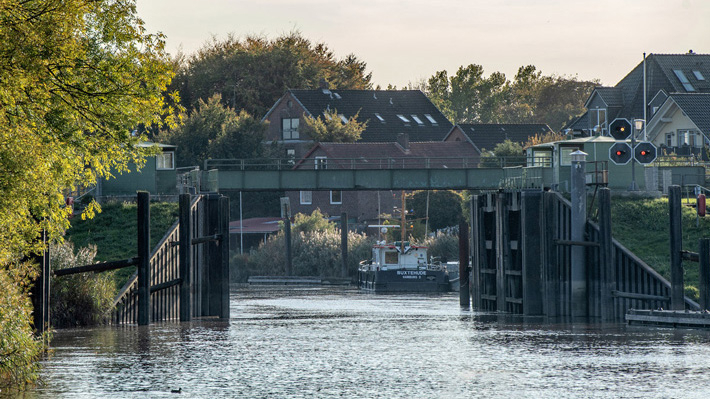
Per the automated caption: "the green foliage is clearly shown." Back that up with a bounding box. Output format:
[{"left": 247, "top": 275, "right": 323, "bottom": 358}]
[
  {"left": 242, "top": 227, "right": 374, "bottom": 281},
  {"left": 65, "top": 201, "right": 179, "bottom": 288},
  {"left": 301, "top": 109, "right": 367, "bottom": 143},
  {"left": 406, "top": 191, "right": 465, "bottom": 232},
  {"left": 50, "top": 242, "right": 115, "bottom": 327},
  {"left": 0, "top": 264, "right": 41, "bottom": 389},
  {"left": 171, "top": 32, "right": 372, "bottom": 117},
  {"left": 422, "top": 233, "right": 460, "bottom": 262},
  {"left": 425, "top": 64, "right": 597, "bottom": 129},
  {"left": 293, "top": 210, "right": 335, "bottom": 234},
  {"left": 480, "top": 139, "right": 526, "bottom": 167},
  {"left": 156, "top": 94, "right": 269, "bottom": 167}
]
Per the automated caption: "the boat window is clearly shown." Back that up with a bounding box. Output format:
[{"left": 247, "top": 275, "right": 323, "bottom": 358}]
[{"left": 385, "top": 251, "right": 399, "bottom": 264}]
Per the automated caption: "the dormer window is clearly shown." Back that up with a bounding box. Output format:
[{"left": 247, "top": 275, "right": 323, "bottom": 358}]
[
  {"left": 673, "top": 70, "right": 696, "bottom": 91},
  {"left": 411, "top": 115, "right": 424, "bottom": 125},
  {"left": 396, "top": 114, "right": 410, "bottom": 123},
  {"left": 375, "top": 113, "right": 385, "bottom": 123}
]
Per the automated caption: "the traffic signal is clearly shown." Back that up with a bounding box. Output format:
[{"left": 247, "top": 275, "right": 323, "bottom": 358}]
[
  {"left": 634, "top": 142, "right": 657, "bottom": 164},
  {"left": 609, "top": 142, "right": 632, "bottom": 165},
  {"left": 609, "top": 118, "right": 632, "bottom": 140}
]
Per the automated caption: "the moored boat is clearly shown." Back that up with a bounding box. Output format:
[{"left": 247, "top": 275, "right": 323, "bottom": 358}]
[{"left": 358, "top": 241, "right": 449, "bottom": 293}]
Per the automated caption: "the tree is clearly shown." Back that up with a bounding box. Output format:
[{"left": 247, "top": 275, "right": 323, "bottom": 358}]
[
  {"left": 157, "top": 94, "right": 269, "bottom": 166},
  {"left": 171, "top": 32, "right": 373, "bottom": 117},
  {"left": 0, "top": 0, "right": 176, "bottom": 387},
  {"left": 406, "top": 191, "right": 465, "bottom": 232},
  {"left": 480, "top": 140, "right": 526, "bottom": 167},
  {"left": 301, "top": 109, "right": 368, "bottom": 142}
]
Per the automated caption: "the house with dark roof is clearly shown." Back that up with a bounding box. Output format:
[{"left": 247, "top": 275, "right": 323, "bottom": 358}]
[
  {"left": 567, "top": 52, "right": 710, "bottom": 137},
  {"left": 645, "top": 93, "right": 710, "bottom": 159},
  {"left": 262, "top": 88, "right": 453, "bottom": 159},
  {"left": 287, "top": 135, "right": 478, "bottom": 229},
  {"left": 443, "top": 123, "right": 554, "bottom": 154}
]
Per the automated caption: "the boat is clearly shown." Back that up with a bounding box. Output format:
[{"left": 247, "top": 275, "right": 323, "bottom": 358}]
[{"left": 358, "top": 241, "right": 450, "bottom": 293}]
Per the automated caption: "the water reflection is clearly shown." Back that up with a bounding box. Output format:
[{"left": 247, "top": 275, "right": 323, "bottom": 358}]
[{"left": 32, "top": 286, "right": 710, "bottom": 398}]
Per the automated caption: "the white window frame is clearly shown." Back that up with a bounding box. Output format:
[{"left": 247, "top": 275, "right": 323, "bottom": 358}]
[
  {"left": 560, "top": 147, "right": 580, "bottom": 166},
  {"left": 282, "top": 118, "right": 300, "bottom": 140},
  {"left": 330, "top": 190, "right": 342, "bottom": 204},
  {"left": 666, "top": 133, "right": 674, "bottom": 147},
  {"left": 315, "top": 156, "right": 327, "bottom": 170},
  {"left": 300, "top": 190, "right": 312, "bottom": 205},
  {"left": 589, "top": 108, "right": 607, "bottom": 134},
  {"left": 156, "top": 151, "right": 174, "bottom": 170}
]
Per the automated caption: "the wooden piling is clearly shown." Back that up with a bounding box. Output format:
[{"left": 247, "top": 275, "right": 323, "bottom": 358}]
[
  {"left": 459, "top": 219, "right": 470, "bottom": 308},
  {"left": 31, "top": 229, "right": 50, "bottom": 335},
  {"left": 521, "top": 191, "right": 542, "bottom": 315},
  {"left": 179, "top": 194, "right": 192, "bottom": 321},
  {"left": 220, "top": 196, "right": 230, "bottom": 319},
  {"left": 543, "top": 191, "right": 559, "bottom": 318},
  {"left": 284, "top": 216, "right": 292, "bottom": 276},
  {"left": 699, "top": 238, "right": 710, "bottom": 310},
  {"left": 669, "top": 185, "right": 685, "bottom": 310},
  {"left": 137, "top": 191, "right": 151, "bottom": 326},
  {"left": 471, "top": 196, "right": 481, "bottom": 309},
  {"left": 207, "top": 194, "right": 221, "bottom": 317},
  {"left": 341, "top": 212, "right": 348, "bottom": 278},
  {"left": 598, "top": 188, "right": 615, "bottom": 320}
]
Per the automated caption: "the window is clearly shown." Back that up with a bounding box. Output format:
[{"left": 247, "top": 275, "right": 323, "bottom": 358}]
[
  {"left": 339, "top": 114, "right": 348, "bottom": 124},
  {"left": 156, "top": 151, "right": 174, "bottom": 170},
  {"left": 693, "top": 70, "right": 705, "bottom": 81},
  {"left": 330, "top": 190, "right": 342, "bottom": 204},
  {"left": 652, "top": 106, "right": 659, "bottom": 115},
  {"left": 560, "top": 147, "right": 580, "bottom": 166},
  {"left": 411, "top": 115, "right": 424, "bottom": 125},
  {"left": 532, "top": 150, "right": 552, "bottom": 167},
  {"left": 666, "top": 133, "right": 673, "bottom": 147},
  {"left": 679, "top": 130, "right": 698, "bottom": 147},
  {"left": 300, "top": 191, "right": 312, "bottom": 205},
  {"left": 589, "top": 108, "right": 607, "bottom": 134},
  {"left": 673, "top": 70, "right": 696, "bottom": 92},
  {"left": 375, "top": 113, "right": 385, "bottom": 123},
  {"left": 287, "top": 149, "right": 295, "bottom": 165},
  {"left": 424, "top": 114, "right": 437, "bottom": 124},
  {"left": 282, "top": 118, "right": 299, "bottom": 140},
  {"left": 384, "top": 251, "right": 399, "bottom": 265},
  {"left": 396, "top": 114, "right": 410, "bottom": 123},
  {"left": 315, "top": 156, "right": 327, "bottom": 170}
]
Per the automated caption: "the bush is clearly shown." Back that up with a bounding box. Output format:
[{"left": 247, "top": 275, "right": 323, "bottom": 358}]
[
  {"left": 50, "top": 242, "right": 116, "bottom": 328},
  {"left": 0, "top": 262, "right": 41, "bottom": 389},
  {"left": 422, "top": 232, "right": 460, "bottom": 262}
]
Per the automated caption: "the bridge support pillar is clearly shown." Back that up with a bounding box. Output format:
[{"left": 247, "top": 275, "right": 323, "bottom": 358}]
[
  {"left": 137, "top": 191, "right": 151, "bottom": 326},
  {"left": 521, "top": 191, "right": 542, "bottom": 315},
  {"left": 699, "top": 238, "right": 710, "bottom": 311},
  {"left": 598, "top": 188, "right": 615, "bottom": 321},
  {"left": 459, "top": 219, "right": 470, "bottom": 308},
  {"left": 669, "top": 185, "right": 685, "bottom": 310}
]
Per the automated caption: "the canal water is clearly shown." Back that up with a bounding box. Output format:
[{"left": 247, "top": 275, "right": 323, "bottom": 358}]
[{"left": 33, "top": 286, "right": 710, "bottom": 398}]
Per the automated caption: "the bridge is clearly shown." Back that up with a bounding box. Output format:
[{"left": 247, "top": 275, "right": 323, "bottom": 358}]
[{"left": 202, "top": 157, "right": 549, "bottom": 191}]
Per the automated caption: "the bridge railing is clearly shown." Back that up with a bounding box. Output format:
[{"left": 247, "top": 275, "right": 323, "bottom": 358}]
[{"left": 204, "top": 155, "right": 552, "bottom": 171}]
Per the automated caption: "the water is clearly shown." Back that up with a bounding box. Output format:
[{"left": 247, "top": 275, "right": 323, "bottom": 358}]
[{"left": 31, "top": 286, "right": 710, "bottom": 398}]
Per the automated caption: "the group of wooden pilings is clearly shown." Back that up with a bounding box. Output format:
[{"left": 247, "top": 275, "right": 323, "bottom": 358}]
[
  {"left": 33, "top": 191, "right": 231, "bottom": 331},
  {"left": 463, "top": 183, "right": 704, "bottom": 321}
]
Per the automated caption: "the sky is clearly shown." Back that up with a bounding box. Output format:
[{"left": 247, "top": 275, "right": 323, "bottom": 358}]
[{"left": 136, "top": 0, "right": 710, "bottom": 88}]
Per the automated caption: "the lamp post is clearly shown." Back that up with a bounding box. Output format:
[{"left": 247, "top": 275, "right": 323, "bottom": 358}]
[{"left": 630, "top": 119, "right": 645, "bottom": 191}]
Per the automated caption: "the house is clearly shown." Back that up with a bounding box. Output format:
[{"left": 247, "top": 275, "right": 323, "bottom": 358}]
[
  {"left": 567, "top": 52, "right": 710, "bottom": 137},
  {"left": 261, "top": 88, "right": 453, "bottom": 159},
  {"left": 97, "top": 142, "right": 178, "bottom": 198},
  {"left": 287, "top": 135, "right": 478, "bottom": 230},
  {"left": 645, "top": 93, "right": 710, "bottom": 159},
  {"left": 444, "top": 123, "right": 555, "bottom": 154}
]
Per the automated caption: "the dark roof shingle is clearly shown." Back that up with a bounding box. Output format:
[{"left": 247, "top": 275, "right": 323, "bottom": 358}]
[{"left": 456, "top": 123, "right": 554, "bottom": 152}]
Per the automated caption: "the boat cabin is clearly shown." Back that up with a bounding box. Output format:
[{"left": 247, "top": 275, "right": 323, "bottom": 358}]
[{"left": 372, "top": 241, "right": 428, "bottom": 270}]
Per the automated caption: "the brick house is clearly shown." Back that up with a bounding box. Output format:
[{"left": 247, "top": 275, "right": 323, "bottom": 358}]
[
  {"left": 287, "top": 135, "right": 477, "bottom": 230},
  {"left": 261, "top": 88, "right": 453, "bottom": 160}
]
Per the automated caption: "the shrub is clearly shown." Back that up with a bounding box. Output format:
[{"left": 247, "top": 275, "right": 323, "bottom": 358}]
[
  {"left": 0, "top": 262, "right": 41, "bottom": 389},
  {"left": 422, "top": 232, "right": 460, "bottom": 262},
  {"left": 50, "top": 242, "right": 115, "bottom": 328}
]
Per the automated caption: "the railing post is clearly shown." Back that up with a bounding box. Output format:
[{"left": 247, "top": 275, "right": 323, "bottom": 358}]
[
  {"left": 137, "top": 191, "right": 151, "bottom": 326},
  {"left": 341, "top": 212, "right": 348, "bottom": 278},
  {"left": 699, "top": 238, "right": 710, "bottom": 310},
  {"left": 179, "top": 194, "right": 192, "bottom": 322},
  {"left": 598, "top": 188, "right": 615, "bottom": 321},
  {"left": 669, "top": 185, "right": 685, "bottom": 310}
]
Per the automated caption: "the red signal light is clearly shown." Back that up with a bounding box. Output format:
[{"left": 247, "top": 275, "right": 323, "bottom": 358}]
[
  {"left": 616, "top": 151, "right": 623, "bottom": 156},
  {"left": 640, "top": 150, "right": 648, "bottom": 156}
]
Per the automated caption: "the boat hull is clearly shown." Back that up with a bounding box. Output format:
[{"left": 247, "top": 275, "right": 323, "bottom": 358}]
[{"left": 358, "top": 269, "right": 449, "bottom": 293}]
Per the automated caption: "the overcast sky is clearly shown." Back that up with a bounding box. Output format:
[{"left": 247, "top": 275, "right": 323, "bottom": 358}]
[{"left": 136, "top": 0, "right": 710, "bottom": 88}]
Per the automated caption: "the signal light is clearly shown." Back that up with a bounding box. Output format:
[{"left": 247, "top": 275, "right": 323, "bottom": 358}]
[
  {"left": 634, "top": 142, "right": 657, "bottom": 164},
  {"left": 609, "top": 118, "right": 632, "bottom": 140},
  {"left": 609, "top": 142, "right": 632, "bottom": 165}
]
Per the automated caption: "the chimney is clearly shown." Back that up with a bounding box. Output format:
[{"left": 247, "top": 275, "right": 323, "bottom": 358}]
[{"left": 396, "top": 133, "right": 410, "bottom": 151}]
